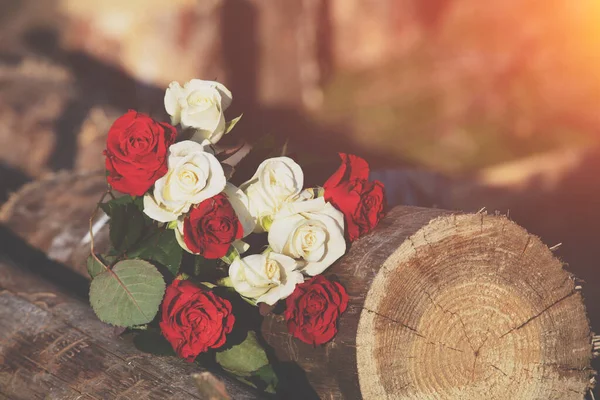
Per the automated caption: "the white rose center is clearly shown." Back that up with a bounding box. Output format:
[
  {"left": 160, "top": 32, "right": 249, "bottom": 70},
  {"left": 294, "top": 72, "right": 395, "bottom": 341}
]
[
  {"left": 186, "top": 91, "right": 215, "bottom": 111},
  {"left": 292, "top": 221, "right": 328, "bottom": 262},
  {"left": 265, "top": 259, "right": 281, "bottom": 282},
  {"left": 178, "top": 169, "right": 198, "bottom": 186},
  {"left": 175, "top": 163, "right": 207, "bottom": 192},
  {"left": 261, "top": 163, "right": 297, "bottom": 202}
]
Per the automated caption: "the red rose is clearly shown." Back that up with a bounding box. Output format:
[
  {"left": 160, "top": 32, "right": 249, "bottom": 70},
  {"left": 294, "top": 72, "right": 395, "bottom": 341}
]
[
  {"left": 183, "top": 194, "right": 244, "bottom": 259},
  {"left": 285, "top": 275, "right": 349, "bottom": 346},
  {"left": 160, "top": 279, "right": 235, "bottom": 362},
  {"left": 104, "top": 110, "right": 176, "bottom": 196},
  {"left": 323, "top": 153, "right": 385, "bottom": 241}
]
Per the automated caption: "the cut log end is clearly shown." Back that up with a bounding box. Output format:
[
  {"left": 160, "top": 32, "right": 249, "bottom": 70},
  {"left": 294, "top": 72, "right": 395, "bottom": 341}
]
[
  {"left": 356, "top": 213, "right": 592, "bottom": 400},
  {"left": 1, "top": 172, "right": 594, "bottom": 399}
]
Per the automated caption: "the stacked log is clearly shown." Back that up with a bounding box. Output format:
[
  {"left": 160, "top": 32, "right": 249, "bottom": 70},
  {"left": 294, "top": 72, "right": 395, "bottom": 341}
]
[
  {"left": 0, "top": 171, "right": 595, "bottom": 399},
  {"left": 0, "top": 170, "right": 108, "bottom": 276},
  {"left": 0, "top": 227, "right": 261, "bottom": 400}
]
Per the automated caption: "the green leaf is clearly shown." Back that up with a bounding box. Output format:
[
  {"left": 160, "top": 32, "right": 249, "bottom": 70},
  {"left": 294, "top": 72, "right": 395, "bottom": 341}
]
[
  {"left": 259, "top": 215, "right": 274, "bottom": 232},
  {"left": 99, "top": 195, "right": 137, "bottom": 213},
  {"left": 220, "top": 246, "right": 239, "bottom": 265},
  {"left": 167, "top": 220, "right": 178, "bottom": 230},
  {"left": 224, "top": 114, "right": 243, "bottom": 135},
  {"left": 100, "top": 196, "right": 146, "bottom": 252},
  {"left": 194, "top": 256, "right": 219, "bottom": 277},
  {"left": 216, "top": 331, "right": 269, "bottom": 377},
  {"left": 112, "top": 207, "right": 145, "bottom": 252},
  {"left": 216, "top": 277, "right": 233, "bottom": 288},
  {"left": 254, "top": 364, "right": 278, "bottom": 394},
  {"left": 240, "top": 296, "right": 258, "bottom": 307},
  {"left": 132, "top": 196, "right": 145, "bottom": 210},
  {"left": 89, "top": 260, "right": 166, "bottom": 327},
  {"left": 177, "top": 273, "right": 190, "bottom": 281},
  {"left": 87, "top": 255, "right": 107, "bottom": 279},
  {"left": 304, "top": 187, "right": 324, "bottom": 199},
  {"left": 216, "top": 331, "right": 278, "bottom": 393},
  {"left": 128, "top": 229, "right": 183, "bottom": 276},
  {"left": 86, "top": 253, "right": 119, "bottom": 278}
]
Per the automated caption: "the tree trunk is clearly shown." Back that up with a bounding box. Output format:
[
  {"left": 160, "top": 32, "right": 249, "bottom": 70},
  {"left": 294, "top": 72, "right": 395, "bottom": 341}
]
[
  {"left": 0, "top": 227, "right": 262, "bottom": 400},
  {"left": 262, "top": 207, "right": 594, "bottom": 399},
  {"left": 1, "top": 171, "right": 595, "bottom": 399}
]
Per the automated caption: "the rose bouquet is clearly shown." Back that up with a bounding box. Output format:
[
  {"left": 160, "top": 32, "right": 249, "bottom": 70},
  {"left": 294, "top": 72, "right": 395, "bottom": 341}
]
[{"left": 87, "top": 79, "right": 385, "bottom": 393}]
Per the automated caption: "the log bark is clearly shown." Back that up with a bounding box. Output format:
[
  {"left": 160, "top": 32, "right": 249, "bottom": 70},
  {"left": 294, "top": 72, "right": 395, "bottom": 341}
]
[
  {"left": 262, "top": 207, "right": 594, "bottom": 399},
  {"left": 0, "top": 170, "right": 109, "bottom": 277},
  {"left": 0, "top": 227, "right": 262, "bottom": 400},
  {"left": 1, "top": 171, "right": 595, "bottom": 399}
]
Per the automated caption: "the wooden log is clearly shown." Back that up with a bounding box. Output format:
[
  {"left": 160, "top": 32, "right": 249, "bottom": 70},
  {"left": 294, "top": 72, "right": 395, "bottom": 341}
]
[
  {"left": 0, "top": 226, "right": 262, "bottom": 400},
  {"left": 0, "top": 170, "right": 109, "bottom": 278},
  {"left": 1, "top": 171, "right": 595, "bottom": 399},
  {"left": 262, "top": 208, "right": 594, "bottom": 399}
]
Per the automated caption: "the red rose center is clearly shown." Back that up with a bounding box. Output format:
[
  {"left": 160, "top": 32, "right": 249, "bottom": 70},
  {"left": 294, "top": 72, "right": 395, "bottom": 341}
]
[
  {"left": 126, "top": 133, "right": 152, "bottom": 154},
  {"left": 304, "top": 292, "right": 326, "bottom": 315},
  {"left": 364, "top": 196, "right": 376, "bottom": 209},
  {"left": 190, "top": 313, "right": 208, "bottom": 332},
  {"left": 207, "top": 218, "right": 232, "bottom": 234},
  {"left": 160, "top": 280, "right": 235, "bottom": 362},
  {"left": 183, "top": 194, "right": 244, "bottom": 258}
]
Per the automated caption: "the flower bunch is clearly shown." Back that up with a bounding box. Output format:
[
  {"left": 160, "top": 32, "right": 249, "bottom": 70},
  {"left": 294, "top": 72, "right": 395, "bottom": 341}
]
[{"left": 88, "top": 79, "right": 385, "bottom": 388}]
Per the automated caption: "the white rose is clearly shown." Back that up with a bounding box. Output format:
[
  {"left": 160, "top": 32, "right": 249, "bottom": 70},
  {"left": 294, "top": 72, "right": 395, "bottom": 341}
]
[
  {"left": 143, "top": 140, "right": 226, "bottom": 223},
  {"left": 241, "top": 157, "right": 304, "bottom": 232},
  {"left": 221, "top": 183, "right": 256, "bottom": 237},
  {"left": 229, "top": 253, "right": 304, "bottom": 305},
  {"left": 268, "top": 197, "right": 346, "bottom": 276},
  {"left": 174, "top": 182, "right": 256, "bottom": 254},
  {"left": 164, "top": 79, "right": 232, "bottom": 144}
]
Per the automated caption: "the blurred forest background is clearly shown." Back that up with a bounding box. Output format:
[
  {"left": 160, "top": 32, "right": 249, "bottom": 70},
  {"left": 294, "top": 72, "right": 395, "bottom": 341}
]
[{"left": 1, "top": 0, "right": 600, "bottom": 388}]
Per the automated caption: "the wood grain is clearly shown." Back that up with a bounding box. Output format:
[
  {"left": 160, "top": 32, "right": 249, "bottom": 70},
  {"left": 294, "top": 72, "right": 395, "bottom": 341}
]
[
  {"left": 0, "top": 235, "right": 262, "bottom": 400},
  {"left": 1, "top": 171, "right": 594, "bottom": 399},
  {"left": 262, "top": 208, "right": 594, "bottom": 399},
  {"left": 0, "top": 169, "right": 110, "bottom": 277}
]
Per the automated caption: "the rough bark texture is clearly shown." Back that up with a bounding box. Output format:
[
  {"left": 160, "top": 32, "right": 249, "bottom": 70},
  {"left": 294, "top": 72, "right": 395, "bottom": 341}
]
[
  {"left": 0, "top": 231, "right": 262, "bottom": 400},
  {"left": 0, "top": 170, "right": 109, "bottom": 278},
  {"left": 262, "top": 207, "right": 594, "bottom": 399},
  {"left": 0, "top": 172, "right": 595, "bottom": 399}
]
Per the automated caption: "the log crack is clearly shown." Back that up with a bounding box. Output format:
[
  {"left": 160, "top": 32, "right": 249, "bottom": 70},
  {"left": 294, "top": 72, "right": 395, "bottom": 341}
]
[
  {"left": 424, "top": 290, "right": 477, "bottom": 352},
  {"left": 499, "top": 290, "right": 577, "bottom": 339},
  {"left": 520, "top": 235, "right": 532, "bottom": 256},
  {"left": 362, "top": 307, "right": 426, "bottom": 339}
]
